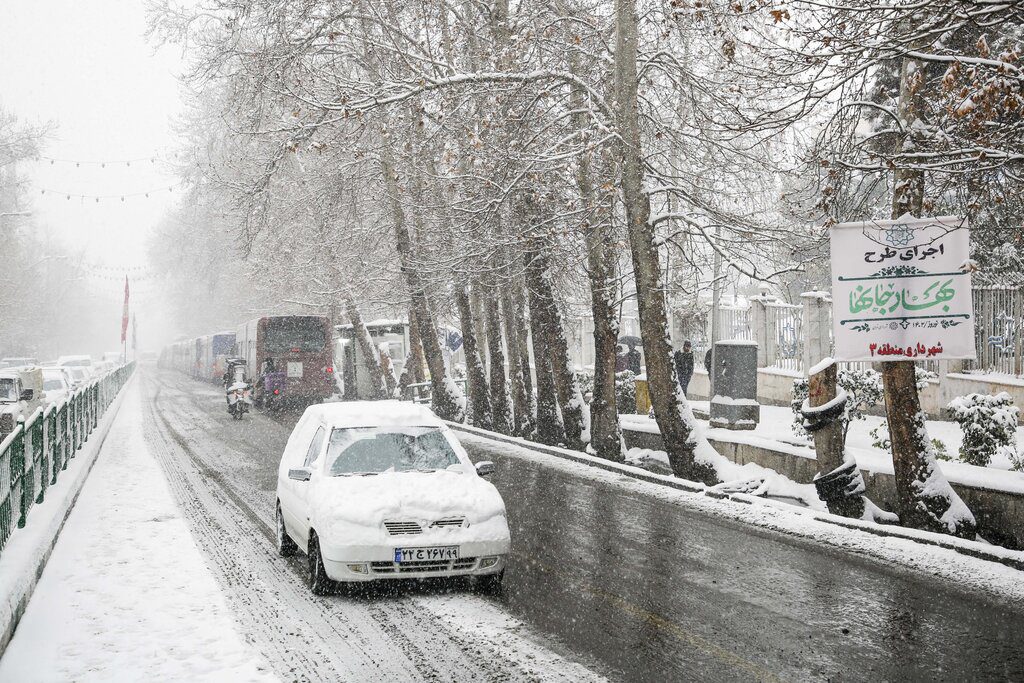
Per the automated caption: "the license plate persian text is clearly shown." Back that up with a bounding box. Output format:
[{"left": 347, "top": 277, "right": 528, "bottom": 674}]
[{"left": 394, "top": 546, "right": 459, "bottom": 563}]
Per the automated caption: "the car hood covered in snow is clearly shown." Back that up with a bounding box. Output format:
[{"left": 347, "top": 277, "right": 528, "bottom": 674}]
[{"left": 310, "top": 468, "right": 508, "bottom": 544}]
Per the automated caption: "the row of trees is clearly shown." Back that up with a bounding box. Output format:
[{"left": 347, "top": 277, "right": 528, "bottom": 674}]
[
  {"left": 148, "top": 1, "right": 1022, "bottom": 538},
  {"left": 0, "top": 106, "right": 107, "bottom": 359}
]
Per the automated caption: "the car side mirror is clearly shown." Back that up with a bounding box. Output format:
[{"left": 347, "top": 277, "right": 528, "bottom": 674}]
[
  {"left": 19, "top": 389, "right": 33, "bottom": 401},
  {"left": 475, "top": 461, "right": 495, "bottom": 477},
  {"left": 288, "top": 467, "right": 312, "bottom": 482}
]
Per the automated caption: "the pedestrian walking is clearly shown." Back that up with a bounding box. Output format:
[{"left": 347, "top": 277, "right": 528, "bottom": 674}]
[{"left": 674, "top": 341, "right": 694, "bottom": 395}]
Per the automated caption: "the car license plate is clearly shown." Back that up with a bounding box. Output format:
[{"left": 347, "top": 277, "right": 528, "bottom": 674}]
[
  {"left": 394, "top": 546, "right": 459, "bottom": 563},
  {"left": 286, "top": 362, "right": 303, "bottom": 378}
]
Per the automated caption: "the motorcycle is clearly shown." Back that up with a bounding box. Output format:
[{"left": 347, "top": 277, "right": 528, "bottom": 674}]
[
  {"left": 223, "top": 358, "right": 252, "bottom": 420},
  {"left": 227, "top": 381, "right": 252, "bottom": 420}
]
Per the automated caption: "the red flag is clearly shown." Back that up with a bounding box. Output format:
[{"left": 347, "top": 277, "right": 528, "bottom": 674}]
[{"left": 121, "top": 276, "right": 130, "bottom": 343}]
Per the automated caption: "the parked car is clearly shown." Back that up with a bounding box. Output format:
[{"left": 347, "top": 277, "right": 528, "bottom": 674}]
[
  {"left": 65, "top": 367, "right": 90, "bottom": 388},
  {"left": 0, "top": 367, "right": 44, "bottom": 438},
  {"left": 57, "top": 355, "right": 95, "bottom": 378},
  {"left": 41, "top": 366, "right": 74, "bottom": 404},
  {"left": 275, "top": 401, "right": 510, "bottom": 594}
]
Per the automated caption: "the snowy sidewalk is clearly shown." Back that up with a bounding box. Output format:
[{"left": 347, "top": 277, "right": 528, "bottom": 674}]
[{"left": 0, "top": 381, "right": 274, "bottom": 681}]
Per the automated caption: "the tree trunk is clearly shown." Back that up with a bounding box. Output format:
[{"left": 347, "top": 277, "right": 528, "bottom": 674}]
[
  {"left": 613, "top": 0, "right": 716, "bottom": 483},
  {"left": 408, "top": 305, "right": 426, "bottom": 384},
  {"left": 526, "top": 268, "right": 565, "bottom": 445},
  {"left": 455, "top": 281, "right": 493, "bottom": 429},
  {"left": 881, "top": 55, "right": 975, "bottom": 538},
  {"left": 586, "top": 216, "right": 624, "bottom": 461},
  {"left": 344, "top": 298, "right": 387, "bottom": 399},
  {"left": 485, "top": 277, "right": 513, "bottom": 435},
  {"left": 501, "top": 284, "right": 532, "bottom": 436},
  {"left": 525, "top": 246, "right": 586, "bottom": 451},
  {"left": 380, "top": 148, "right": 465, "bottom": 421},
  {"left": 571, "top": 79, "right": 623, "bottom": 461}
]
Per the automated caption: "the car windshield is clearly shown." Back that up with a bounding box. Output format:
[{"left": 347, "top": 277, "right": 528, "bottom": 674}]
[
  {"left": 0, "top": 378, "right": 17, "bottom": 402},
  {"left": 325, "top": 426, "right": 460, "bottom": 476},
  {"left": 62, "top": 359, "right": 91, "bottom": 367},
  {"left": 43, "top": 379, "right": 65, "bottom": 391}
]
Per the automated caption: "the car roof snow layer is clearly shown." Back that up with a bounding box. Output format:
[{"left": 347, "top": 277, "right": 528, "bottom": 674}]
[{"left": 302, "top": 400, "right": 444, "bottom": 429}]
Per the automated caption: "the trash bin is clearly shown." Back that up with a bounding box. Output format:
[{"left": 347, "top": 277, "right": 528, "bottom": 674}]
[{"left": 709, "top": 341, "right": 760, "bottom": 430}]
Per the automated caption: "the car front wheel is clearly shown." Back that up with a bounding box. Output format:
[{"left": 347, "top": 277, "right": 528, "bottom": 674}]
[
  {"left": 276, "top": 504, "right": 297, "bottom": 557},
  {"left": 308, "top": 534, "right": 332, "bottom": 595},
  {"left": 476, "top": 569, "right": 504, "bottom": 595}
]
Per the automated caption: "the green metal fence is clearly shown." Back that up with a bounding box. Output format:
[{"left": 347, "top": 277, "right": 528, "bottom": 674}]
[{"left": 0, "top": 362, "right": 134, "bottom": 556}]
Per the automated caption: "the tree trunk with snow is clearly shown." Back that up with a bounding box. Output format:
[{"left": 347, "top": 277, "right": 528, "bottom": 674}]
[
  {"left": 525, "top": 247, "right": 586, "bottom": 451},
  {"left": 485, "top": 277, "right": 513, "bottom": 435},
  {"left": 345, "top": 299, "right": 387, "bottom": 400},
  {"left": 455, "top": 281, "right": 493, "bottom": 430},
  {"left": 613, "top": 0, "right": 716, "bottom": 483},
  {"left": 572, "top": 81, "right": 623, "bottom": 461},
  {"left": 381, "top": 149, "right": 465, "bottom": 422},
  {"left": 501, "top": 284, "right": 532, "bottom": 437},
  {"left": 881, "top": 55, "right": 975, "bottom": 538},
  {"left": 526, "top": 266, "right": 565, "bottom": 445},
  {"left": 407, "top": 305, "right": 426, "bottom": 385}
]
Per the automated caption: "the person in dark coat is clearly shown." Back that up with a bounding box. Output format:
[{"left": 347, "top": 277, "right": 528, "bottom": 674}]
[
  {"left": 674, "top": 341, "right": 694, "bottom": 395},
  {"left": 626, "top": 346, "right": 642, "bottom": 375},
  {"left": 704, "top": 347, "right": 713, "bottom": 375}
]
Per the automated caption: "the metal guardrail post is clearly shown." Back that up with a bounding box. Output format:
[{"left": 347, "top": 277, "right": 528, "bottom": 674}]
[
  {"left": 12, "top": 430, "right": 26, "bottom": 529},
  {"left": 47, "top": 407, "right": 58, "bottom": 485},
  {"left": 32, "top": 413, "right": 45, "bottom": 505}
]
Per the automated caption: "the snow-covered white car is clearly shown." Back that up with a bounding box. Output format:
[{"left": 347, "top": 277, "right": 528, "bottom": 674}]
[
  {"left": 276, "top": 401, "right": 510, "bottom": 595},
  {"left": 41, "top": 367, "right": 74, "bottom": 404},
  {"left": 57, "top": 355, "right": 95, "bottom": 378}
]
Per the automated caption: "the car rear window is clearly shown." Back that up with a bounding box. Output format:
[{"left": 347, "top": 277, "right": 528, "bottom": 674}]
[{"left": 326, "top": 427, "right": 460, "bottom": 475}]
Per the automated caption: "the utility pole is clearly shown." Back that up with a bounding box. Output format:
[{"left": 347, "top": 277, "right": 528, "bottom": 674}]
[{"left": 709, "top": 224, "right": 723, "bottom": 397}]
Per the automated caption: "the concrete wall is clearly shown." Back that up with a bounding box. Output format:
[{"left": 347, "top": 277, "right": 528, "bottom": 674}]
[
  {"left": 685, "top": 367, "right": 797, "bottom": 407},
  {"left": 622, "top": 427, "right": 1024, "bottom": 550}
]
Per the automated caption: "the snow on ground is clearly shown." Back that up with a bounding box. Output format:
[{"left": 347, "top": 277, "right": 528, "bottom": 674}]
[
  {"left": 456, "top": 430, "right": 1024, "bottom": 603},
  {"left": 688, "top": 400, "right": 1021, "bottom": 471},
  {"left": 621, "top": 401, "right": 1024, "bottom": 498},
  {"left": 0, "top": 381, "right": 274, "bottom": 682}
]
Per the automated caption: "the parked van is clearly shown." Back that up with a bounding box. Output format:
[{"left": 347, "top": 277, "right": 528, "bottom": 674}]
[{"left": 0, "top": 367, "right": 44, "bottom": 438}]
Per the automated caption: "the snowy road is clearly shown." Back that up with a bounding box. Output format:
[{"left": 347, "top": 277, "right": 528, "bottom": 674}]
[{"left": 143, "top": 368, "right": 1024, "bottom": 681}]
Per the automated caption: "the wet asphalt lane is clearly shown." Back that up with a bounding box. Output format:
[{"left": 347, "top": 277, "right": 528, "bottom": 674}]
[
  {"left": 149, "top": 368, "right": 1024, "bottom": 681},
  {"left": 482, "top": 448, "right": 1024, "bottom": 681}
]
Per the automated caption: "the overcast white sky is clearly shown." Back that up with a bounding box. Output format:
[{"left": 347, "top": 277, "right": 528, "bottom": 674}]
[{"left": 0, "top": 0, "right": 187, "bottom": 347}]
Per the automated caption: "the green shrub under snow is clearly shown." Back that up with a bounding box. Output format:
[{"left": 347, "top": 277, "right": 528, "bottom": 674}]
[
  {"left": 946, "top": 392, "right": 1020, "bottom": 468},
  {"left": 615, "top": 370, "right": 637, "bottom": 415}
]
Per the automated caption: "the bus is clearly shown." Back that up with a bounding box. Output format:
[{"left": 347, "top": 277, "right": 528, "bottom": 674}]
[
  {"left": 235, "top": 316, "right": 333, "bottom": 406},
  {"left": 196, "top": 332, "right": 235, "bottom": 383}
]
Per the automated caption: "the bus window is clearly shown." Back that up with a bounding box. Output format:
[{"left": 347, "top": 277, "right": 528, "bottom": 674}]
[{"left": 265, "top": 318, "right": 327, "bottom": 353}]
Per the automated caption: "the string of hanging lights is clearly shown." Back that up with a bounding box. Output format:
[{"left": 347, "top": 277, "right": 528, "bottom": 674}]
[{"left": 38, "top": 183, "right": 181, "bottom": 202}]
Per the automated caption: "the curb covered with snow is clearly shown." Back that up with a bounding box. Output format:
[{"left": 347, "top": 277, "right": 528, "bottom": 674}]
[
  {"left": 0, "top": 374, "right": 133, "bottom": 656},
  {"left": 448, "top": 422, "right": 1024, "bottom": 573}
]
